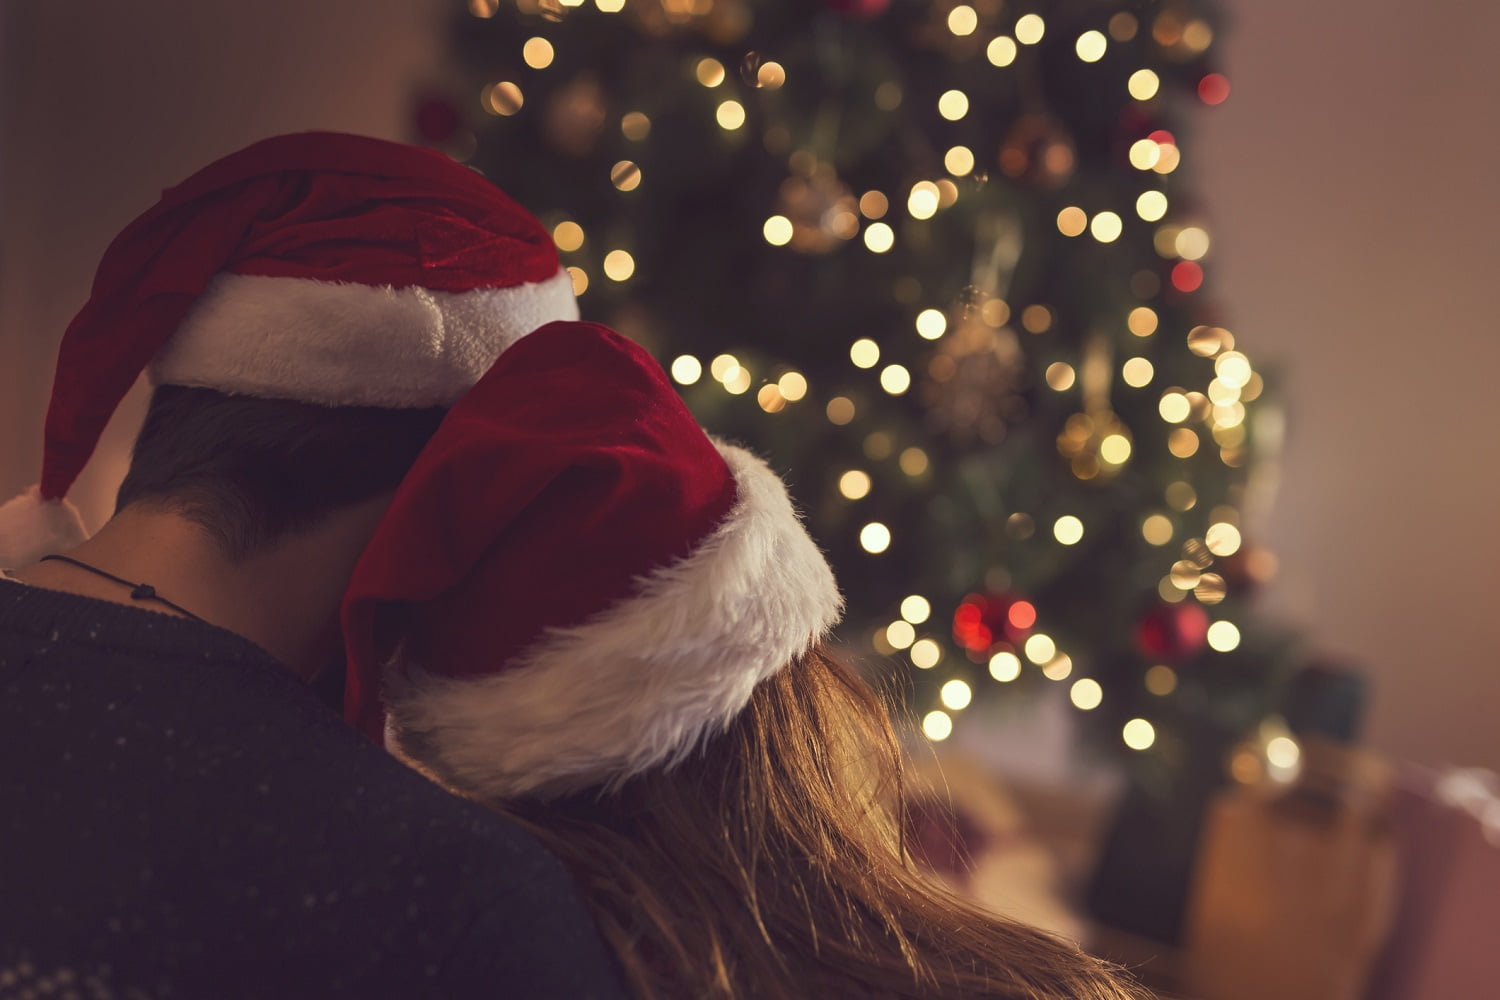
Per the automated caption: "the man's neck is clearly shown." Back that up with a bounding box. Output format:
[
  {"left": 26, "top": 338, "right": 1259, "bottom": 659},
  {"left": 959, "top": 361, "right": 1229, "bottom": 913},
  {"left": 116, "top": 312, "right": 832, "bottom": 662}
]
[{"left": 10, "top": 499, "right": 391, "bottom": 682}]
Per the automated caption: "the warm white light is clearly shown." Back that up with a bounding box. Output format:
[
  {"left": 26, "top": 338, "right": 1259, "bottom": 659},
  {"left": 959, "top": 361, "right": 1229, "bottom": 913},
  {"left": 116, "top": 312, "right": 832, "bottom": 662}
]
[
  {"left": 907, "top": 181, "right": 941, "bottom": 219},
  {"left": 777, "top": 371, "right": 808, "bottom": 401},
  {"left": 1076, "top": 30, "right": 1107, "bottom": 62},
  {"left": 1136, "top": 190, "right": 1168, "bottom": 221},
  {"left": 838, "top": 470, "right": 871, "bottom": 500},
  {"left": 716, "top": 100, "right": 746, "bottom": 130},
  {"left": 1042, "top": 654, "right": 1073, "bottom": 681},
  {"left": 937, "top": 89, "right": 970, "bottom": 121},
  {"left": 553, "top": 220, "right": 585, "bottom": 252},
  {"left": 1215, "top": 351, "right": 1253, "bottom": 388},
  {"left": 1015, "top": 13, "right": 1046, "bottom": 44},
  {"left": 1207, "top": 620, "right": 1241, "bottom": 652},
  {"left": 1123, "top": 718, "right": 1156, "bottom": 750},
  {"left": 1128, "top": 69, "right": 1160, "bottom": 100},
  {"left": 944, "top": 145, "right": 976, "bottom": 177},
  {"left": 1206, "top": 522, "right": 1242, "bottom": 556},
  {"left": 922, "top": 710, "right": 953, "bottom": 741},
  {"left": 670, "top": 355, "right": 702, "bottom": 385},
  {"left": 723, "top": 367, "right": 752, "bottom": 394},
  {"left": 915, "top": 309, "right": 948, "bottom": 340},
  {"left": 763, "top": 215, "right": 793, "bottom": 246},
  {"left": 901, "top": 595, "right": 932, "bottom": 624},
  {"left": 603, "top": 249, "right": 635, "bottom": 281},
  {"left": 863, "top": 222, "right": 895, "bottom": 253},
  {"left": 523, "top": 37, "right": 555, "bottom": 69},
  {"left": 880, "top": 364, "right": 912, "bottom": 395},
  {"left": 1122, "top": 357, "right": 1154, "bottom": 387},
  {"left": 1100, "top": 433, "right": 1132, "bottom": 465},
  {"left": 595, "top": 0, "right": 625, "bottom": 10},
  {"left": 910, "top": 638, "right": 942, "bottom": 669},
  {"left": 696, "top": 57, "right": 726, "bottom": 87},
  {"left": 1070, "top": 678, "right": 1103, "bottom": 710},
  {"left": 940, "top": 679, "right": 973, "bottom": 710},
  {"left": 886, "top": 620, "right": 916, "bottom": 649},
  {"left": 1142, "top": 514, "right": 1173, "bottom": 545},
  {"left": 1159, "top": 392, "right": 1192, "bottom": 423},
  {"left": 989, "top": 651, "right": 1022, "bottom": 682},
  {"left": 860, "top": 522, "right": 892, "bottom": 554},
  {"left": 849, "top": 338, "right": 881, "bottom": 368},
  {"left": 1053, "top": 515, "right": 1084, "bottom": 545},
  {"left": 987, "top": 36, "right": 1018, "bottom": 66},
  {"left": 1129, "top": 138, "right": 1161, "bottom": 170},
  {"left": 1091, "top": 211, "right": 1123, "bottom": 243},
  {"left": 566, "top": 266, "right": 588, "bottom": 296},
  {"left": 1266, "top": 736, "right": 1301, "bottom": 769},
  {"left": 1175, "top": 225, "right": 1211, "bottom": 260},
  {"left": 1024, "top": 633, "right": 1056, "bottom": 664},
  {"left": 947, "top": 4, "right": 979, "bottom": 36}
]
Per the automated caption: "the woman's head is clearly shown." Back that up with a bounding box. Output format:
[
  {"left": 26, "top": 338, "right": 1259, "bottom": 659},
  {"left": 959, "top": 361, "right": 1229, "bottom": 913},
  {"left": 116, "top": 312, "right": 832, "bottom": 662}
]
[{"left": 503, "top": 647, "right": 1149, "bottom": 1000}]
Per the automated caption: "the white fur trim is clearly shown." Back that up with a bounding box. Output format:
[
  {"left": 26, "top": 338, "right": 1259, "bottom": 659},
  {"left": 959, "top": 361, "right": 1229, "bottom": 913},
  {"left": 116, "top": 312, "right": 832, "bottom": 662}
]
[
  {"left": 0, "top": 486, "right": 89, "bottom": 569},
  {"left": 385, "top": 442, "right": 844, "bottom": 800},
  {"left": 149, "top": 270, "right": 579, "bottom": 407}
]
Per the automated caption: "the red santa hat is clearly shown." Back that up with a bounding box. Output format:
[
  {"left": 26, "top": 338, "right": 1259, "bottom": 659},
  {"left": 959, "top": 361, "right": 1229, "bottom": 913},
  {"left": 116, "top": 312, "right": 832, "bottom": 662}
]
[
  {"left": 0, "top": 131, "right": 577, "bottom": 568},
  {"left": 341, "top": 321, "right": 843, "bottom": 800}
]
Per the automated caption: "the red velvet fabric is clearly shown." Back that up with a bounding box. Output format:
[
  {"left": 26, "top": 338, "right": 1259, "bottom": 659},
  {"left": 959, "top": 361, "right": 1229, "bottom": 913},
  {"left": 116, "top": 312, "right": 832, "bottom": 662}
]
[
  {"left": 40, "top": 131, "right": 559, "bottom": 499},
  {"left": 340, "top": 322, "right": 739, "bottom": 742}
]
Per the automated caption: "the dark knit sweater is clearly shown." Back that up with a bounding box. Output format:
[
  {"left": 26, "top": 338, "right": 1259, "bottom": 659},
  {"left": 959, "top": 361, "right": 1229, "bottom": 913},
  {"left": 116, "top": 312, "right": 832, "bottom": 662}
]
[{"left": 0, "top": 579, "right": 627, "bottom": 1000}]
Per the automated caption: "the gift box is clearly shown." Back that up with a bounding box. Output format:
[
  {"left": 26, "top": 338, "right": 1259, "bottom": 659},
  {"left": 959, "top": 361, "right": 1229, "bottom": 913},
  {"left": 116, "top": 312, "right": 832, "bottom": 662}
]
[{"left": 1365, "top": 766, "right": 1500, "bottom": 1000}]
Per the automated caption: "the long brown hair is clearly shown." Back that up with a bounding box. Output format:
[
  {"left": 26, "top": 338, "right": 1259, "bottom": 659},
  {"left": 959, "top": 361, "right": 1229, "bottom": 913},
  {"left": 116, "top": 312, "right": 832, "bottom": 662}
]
[{"left": 498, "top": 647, "right": 1151, "bottom": 999}]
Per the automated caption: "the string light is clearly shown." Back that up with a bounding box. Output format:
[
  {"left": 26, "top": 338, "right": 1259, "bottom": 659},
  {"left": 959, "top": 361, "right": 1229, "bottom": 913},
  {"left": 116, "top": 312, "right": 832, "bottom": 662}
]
[
  {"left": 716, "top": 100, "right": 746, "bottom": 130},
  {"left": 723, "top": 367, "right": 752, "bottom": 394},
  {"left": 944, "top": 146, "right": 976, "bottom": 176},
  {"left": 1024, "top": 633, "right": 1056, "bottom": 664},
  {"left": 1175, "top": 226, "right": 1211, "bottom": 261},
  {"left": 762, "top": 215, "right": 793, "bottom": 246},
  {"left": 874, "top": 80, "right": 902, "bottom": 110},
  {"left": 1099, "top": 434, "right": 1132, "bottom": 465},
  {"left": 1053, "top": 516, "right": 1084, "bottom": 545},
  {"left": 1090, "top": 211, "right": 1123, "bottom": 243},
  {"left": 621, "top": 111, "right": 651, "bottom": 140},
  {"left": 863, "top": 222, "right": 895, "bottom": 253},
  {"left": 1207, "top": 620, "right": 1241, "bottom": 652},
  {"left": 1145, "top": 665, "right": 1178, "bottom": 695},
  {"left": 910, "top": 638, "right": 942, "bottom": 668},
  {"left": 1266, "top": 736, "right": 1301, "bottom": 769},
  {"left": 523, "top": 37, "right": 555, "bottom": 69},
  {"left": 1015, "top": 13, "right": 1046, "bottom": 44},
  {"left": 907, "top": 181, "right": 941, "bottom": 219},
  {"left": 696, "top": 57, "right": 726, "bottom": 87},
  {"left": 1123, "top": 718, "right": 1156, "bottom": 750},
  {"left": 947, "top": 4, "right": 978, "bottom": 36},
  {"left": 1128, "top": 138, "right": 1160, "bottom": 170},
  {"left": 937, "top": 90, "right": 970, "bottom": 121},
  {"left": 1159, "top": 391, "right": 1191, "bottom": 423},
  {"left": 670, "top": 355, "right": 702, "bottom": 385},
  {"left": 468, "top": 0, "right": 499, "bottom": 16},
  {"left": 849, "top": 338, "right": 880, "bottom": 368},
  {"left": 595, "top": 0, "right": 626, "bottom": 10},
  {"left": 899, "top": 447, "right": 929, "bottom": 477},
  {"left": 860, "top": 522, "right": 892, "bottom": 554},
  {"left": 1206, "top": 522, "right": 1242, "bottom": 556},
  {"left": 1128, "top": 306, "right": 1159, "bottom": 337},
  {"left": 886, "top": 620, "right": 916, "bottom": 649},
  {"left": 1122, "top": 357, "right": 1154, "bottom": 387},
  {"left": 1057, "top": 206, "right": 1088, "bottom": 236},
  {"left": 1198, "top": 73, "right": 1231, "bottom": 105},
  {"left": 839, "top": 470, "right": 871, "bottom": 500},
  {"left": 915, "top": 309, "right": 947, "bottom": 340},
  {"left": 567, "top": 266, "right": 588, "bottom": 295},
  {"left": 755, "top": 61, "right": 787, "bottom": 90},
  {"left": 757, "top": 385, "right": 786, "bottom": 413},
  {"left": 940, "top": 679, "right": 973, "bottom": 710},
  {"left": 1021, "top": 305, "right": 1054, "bottom": 333},
  {"left": 1142, "top": 514, "right": 1173, "bottom": 545},
  {"left": 552, "top": 220, "right": 585, "bottom": 252},
  {"left": 710, "top": 354, "right": 739, "bottom": 381},
  {"left": 989, "top": 651, "right": 1022, "bottom": 682},
  {"left": 825, "top": 397, "right": 855, "bottom": 425},
  {"left": 879, "top": 364, "right": 911, "bottom": 395},
  {"left": 483, "top": 81, "right": 524, "bottom": 116},
  {"left": 922, "top": 710, "right": 953, "bottom": 741},
  {"left": 777, "top": 371, "right": 807, "bottom": 400},
  {"left": 1168, "top": 428, "right": 1201, "bottom": 457},
  {"left": 610, "top": 160, "right": 642, "bottom": 191},
  {"left": 987, "top": 36, "right": 1018, "bottom": 66},
  {"left": 1075, "top": 30, "right": 1107, "bottom": 62},
  {"left": 1042, "top": 654, "right": 1073, "bottom": 681},
  {"left": 1128, "top": 69, "right": 1160, "bottom": 100},
  {"left": 603, "top": 249, "right": 635, "bottom": 281},
  {"left": 1136, "top": 191, "right": 1168, "bottom": 221},
  {"left": 1215, "top": 351, "right": 1253, "bottom": 387},
  {"left": 1070, "top": 678, "right": 1103, "bottom": 710},
  {"left": 859, "top": 191, "right": 889, "bottom": 219},
  {"left": 900, "top": 595, "right": 931, "bottom": 624}
]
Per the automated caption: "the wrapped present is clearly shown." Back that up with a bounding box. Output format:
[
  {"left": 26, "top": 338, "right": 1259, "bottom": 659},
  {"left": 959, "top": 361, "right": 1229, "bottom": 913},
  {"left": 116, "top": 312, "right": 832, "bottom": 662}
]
[{"left": 1365, "top": 766, "right": 1500, "bottom": 1000}]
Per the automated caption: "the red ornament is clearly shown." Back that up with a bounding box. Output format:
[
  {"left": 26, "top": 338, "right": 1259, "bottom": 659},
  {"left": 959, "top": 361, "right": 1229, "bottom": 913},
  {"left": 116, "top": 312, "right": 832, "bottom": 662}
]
[
  {"left": 1134, "top": 602, "right": 1210, "bottom": 662},
  {"left": 953, "top": 591, "right": 1036, "bottom": 655},
  {"left": 412, "top": 93, "right": 461, "bottom": 145},
  {"left": 823, "top": 0, "right": 892, "bottom": 19}
]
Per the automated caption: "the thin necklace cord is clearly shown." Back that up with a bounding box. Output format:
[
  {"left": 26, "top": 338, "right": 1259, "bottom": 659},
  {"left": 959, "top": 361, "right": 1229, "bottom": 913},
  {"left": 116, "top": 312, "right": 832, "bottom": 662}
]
[{"left": 38, "top": 554, "right": 206, "bottom": 622}]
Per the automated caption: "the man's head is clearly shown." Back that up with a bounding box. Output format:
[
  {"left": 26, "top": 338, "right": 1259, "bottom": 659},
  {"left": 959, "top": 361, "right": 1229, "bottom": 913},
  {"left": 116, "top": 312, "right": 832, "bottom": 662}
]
[
  {"left": 0, "top": 131, "right": 577, "bottom": 570},
  {"left": 116, "top": 386, "right": 446, "bottom": 563}
]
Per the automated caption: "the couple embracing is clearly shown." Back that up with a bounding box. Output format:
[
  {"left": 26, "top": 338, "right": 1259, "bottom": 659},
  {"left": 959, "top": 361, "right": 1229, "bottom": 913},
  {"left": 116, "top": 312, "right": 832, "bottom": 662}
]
[{"left": 0, "top": 133, "right": 1145, "bottom": 1000}]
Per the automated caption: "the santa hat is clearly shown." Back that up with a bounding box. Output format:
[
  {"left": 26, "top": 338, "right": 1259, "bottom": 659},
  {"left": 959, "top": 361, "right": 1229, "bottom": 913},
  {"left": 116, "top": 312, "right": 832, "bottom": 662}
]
[
  {"left": 341, "top": 321, "right": 843, "bottom": 800},
  {"left": 0, "top": 131, "right": 577, "bottom": 568}
]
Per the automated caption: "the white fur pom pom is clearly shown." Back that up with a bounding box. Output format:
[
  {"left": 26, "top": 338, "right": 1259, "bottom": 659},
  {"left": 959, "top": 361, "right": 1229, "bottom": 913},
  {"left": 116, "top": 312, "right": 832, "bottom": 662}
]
[{"left": 0, "top": 486, "right": 89, "bottom": 569}]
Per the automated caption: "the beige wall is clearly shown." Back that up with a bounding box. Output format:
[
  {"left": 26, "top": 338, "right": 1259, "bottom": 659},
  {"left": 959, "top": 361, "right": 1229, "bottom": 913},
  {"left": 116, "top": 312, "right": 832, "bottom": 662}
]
[
  {"left": 3, "top": 1, "right": 1495, "bottom": 769},
  {"left": 1196, "top": 0, "right": 1500, "bottom": 768}
]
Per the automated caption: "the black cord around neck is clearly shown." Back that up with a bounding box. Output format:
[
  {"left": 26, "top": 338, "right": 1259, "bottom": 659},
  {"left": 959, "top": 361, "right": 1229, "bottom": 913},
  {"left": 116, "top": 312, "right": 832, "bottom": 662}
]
[{"left": 39, "top": 554, "right": 205, "bottom": 622}]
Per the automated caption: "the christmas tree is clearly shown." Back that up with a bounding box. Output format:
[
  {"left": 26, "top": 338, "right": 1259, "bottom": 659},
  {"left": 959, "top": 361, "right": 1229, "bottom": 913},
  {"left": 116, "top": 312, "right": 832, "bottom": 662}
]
[{"left": 422, "top": 0, "right": 1297, "bottom": 777}]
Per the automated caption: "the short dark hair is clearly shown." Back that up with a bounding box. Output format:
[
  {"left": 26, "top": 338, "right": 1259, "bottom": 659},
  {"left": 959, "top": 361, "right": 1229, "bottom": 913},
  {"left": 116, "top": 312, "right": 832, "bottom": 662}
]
[{"left": 116, "top": 386, "right": 446, "bottom": 561}]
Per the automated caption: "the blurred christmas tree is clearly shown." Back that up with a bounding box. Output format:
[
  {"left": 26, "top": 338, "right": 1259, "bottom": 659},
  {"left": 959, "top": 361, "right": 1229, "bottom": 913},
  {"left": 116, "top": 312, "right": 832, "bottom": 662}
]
[{"left": 421, "top": 0, "right": 1298, "bottom": 777}]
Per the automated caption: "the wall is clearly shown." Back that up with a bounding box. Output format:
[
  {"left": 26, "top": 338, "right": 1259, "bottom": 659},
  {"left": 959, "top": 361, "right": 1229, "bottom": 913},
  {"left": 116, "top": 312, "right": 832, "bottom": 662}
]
[
  {"left": 3, "top": 0, "right": 1495, "bottom": 769},
  {"left": 1196, "top": 0, "right": 1500, "bottom": 768}
]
